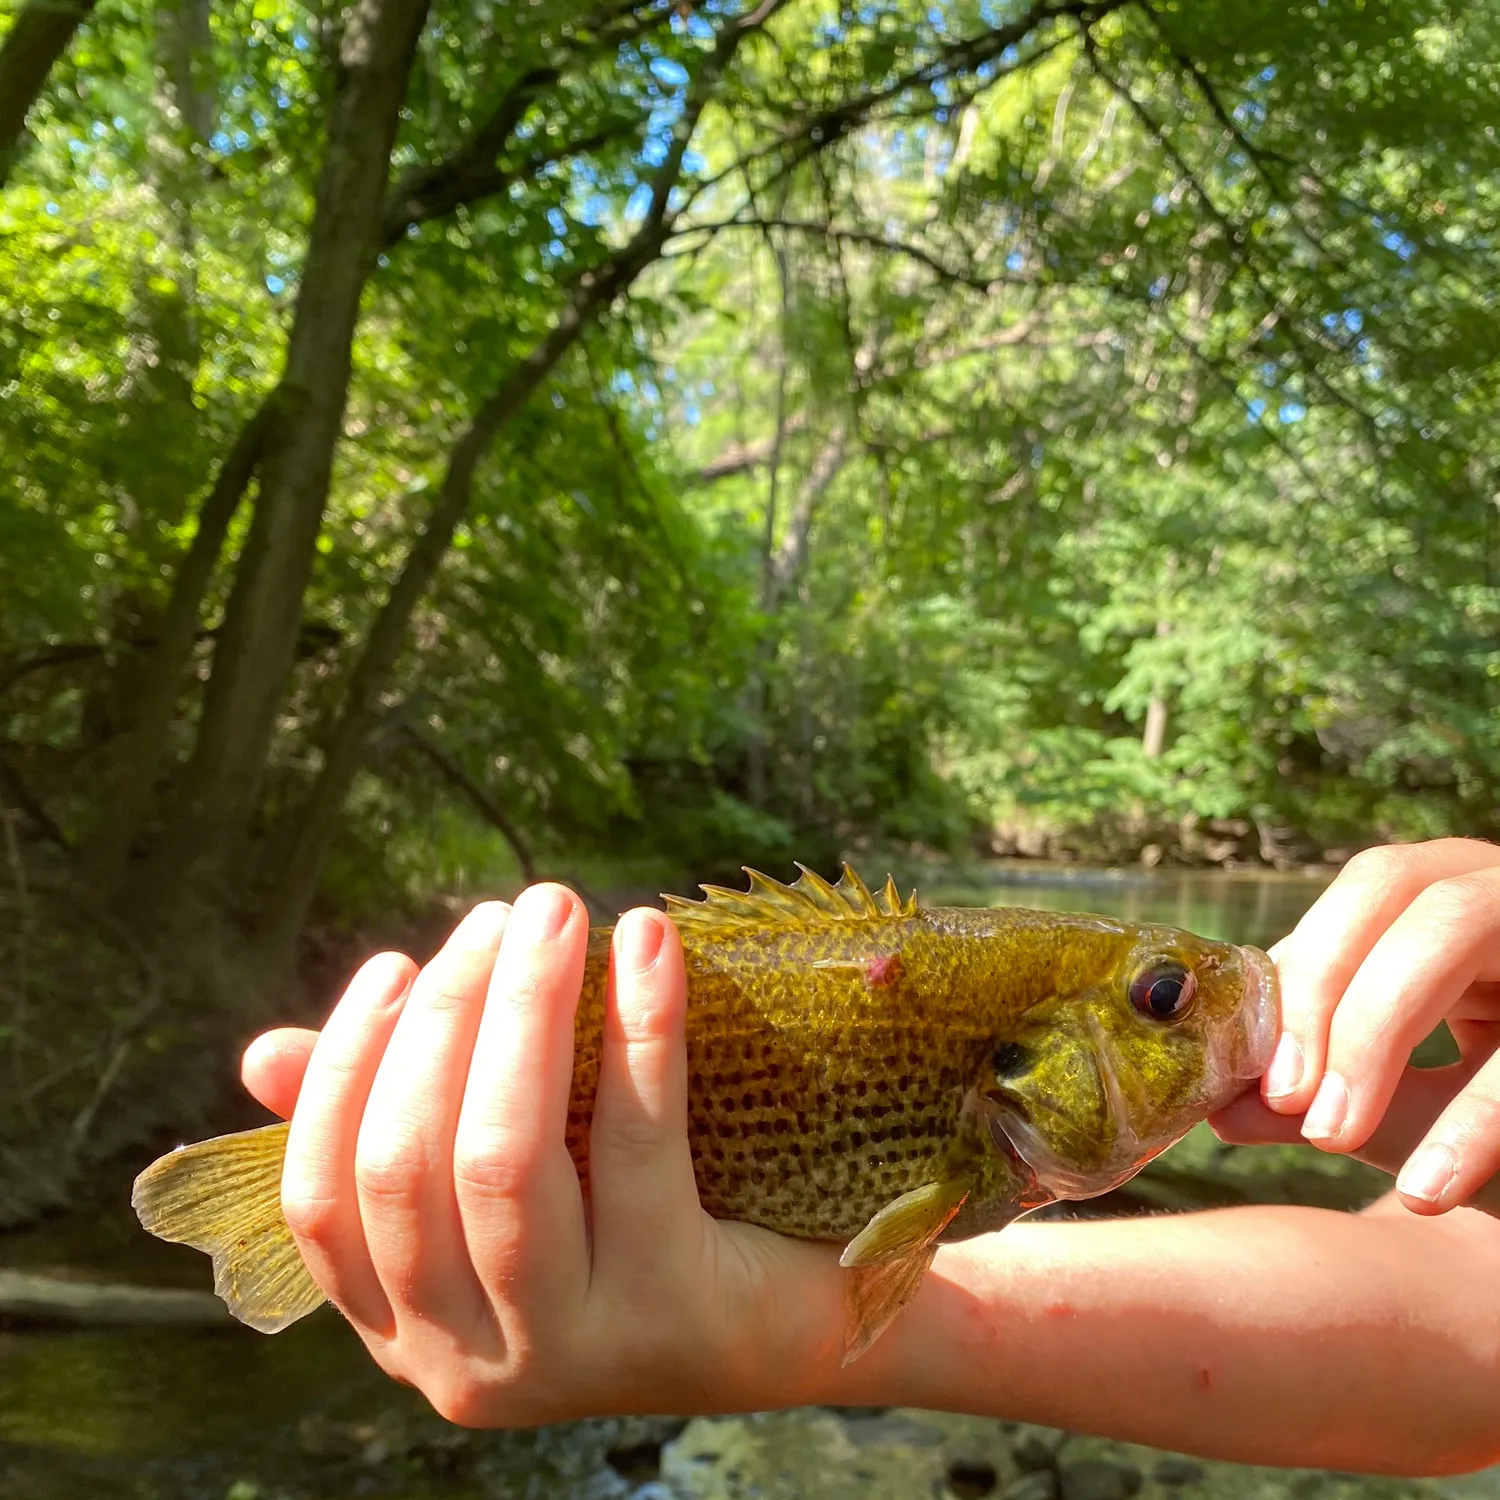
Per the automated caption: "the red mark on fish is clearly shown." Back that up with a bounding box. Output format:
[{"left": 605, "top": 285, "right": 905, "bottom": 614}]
[{"left": 865, "top": 952, "right": 903, "bottom": 987}]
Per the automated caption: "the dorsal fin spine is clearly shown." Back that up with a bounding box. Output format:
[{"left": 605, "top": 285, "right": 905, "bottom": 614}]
[
  {"left": 838, "top": 863, "right": 879, "bottom": 917},
  {"left": 662, "top": 863, "right": 918, "bottom": 931}
]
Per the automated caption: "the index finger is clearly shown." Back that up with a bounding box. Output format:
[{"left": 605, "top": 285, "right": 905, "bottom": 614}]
[
  {"left": 1305, "top": 866, "right": 1500, "bottom": 1154},
  {"left": 1264, "top": 840, "right": 1500, "bottom": 1115},
  {"left": 1213, "top": 1063, "right": 1500, "bottom": 1216},
  {"left": 452, "top": 884, "right": 591, "bottom": 1314}
]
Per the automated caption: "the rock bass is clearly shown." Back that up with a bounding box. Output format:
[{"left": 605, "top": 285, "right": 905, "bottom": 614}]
[{"left": 133, "top": 864, "right": 1279, "bottom": 1364}]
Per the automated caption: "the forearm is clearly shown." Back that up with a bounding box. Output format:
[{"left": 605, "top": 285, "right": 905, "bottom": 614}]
[{"left": 795, "top": 1204, "right": 1500, "bottom": 1477}]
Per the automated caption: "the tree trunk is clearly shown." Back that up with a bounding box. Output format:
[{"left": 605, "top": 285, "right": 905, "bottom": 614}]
[
  {"left": 129, "top": 0, "right": 432, "bottom": 921},
  {"left": 94, "top": 30, "right": 559, "bottom": 893},
  {"left": 0, "top": 0, "right": 98, "bottom": 185},
  {"left": 84, "top": 400, "right": 274, "bottom": 892},
  {"left": 771, "top": 429, "right": 846, "bottom": 600},
  {"left": 1140, "top": 258, "right": 1217, "bottom": 766},
  {"left": 255, "top": 256, "right": 642, "bottom": 963},
  {"left": 1142, "top": 674, "right": 1170, "bottom": 759},
  {"left": 1142, "top": 580, "right": 1175, "bottom": 760},
  {"left": 253, "top": 0, "right": 773, "bottom": 958},
  {"left": 75, "top": 0, "right": 221, "bottom": 846}
]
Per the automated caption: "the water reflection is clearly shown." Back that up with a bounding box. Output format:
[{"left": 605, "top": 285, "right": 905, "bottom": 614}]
[{"left": 923, "top": 862, "right": 1330, "bottom": 952}]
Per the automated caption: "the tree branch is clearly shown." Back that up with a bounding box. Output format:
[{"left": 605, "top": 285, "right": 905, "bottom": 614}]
[
  {"left": 1133, "top": 2, "right": 1339, "bottom": 264},
  {"left": 671, "top": 215, "right": 1035, "bottom": 294},
  {"left": 380, "top": 122, "right": 624, "bottom": 245},
  {"left": 0, "top": 749, "right": 69, "bottom": 849},
  {"left": 376, "top": 0, "right": 679, "bottom": 247},
  {"left": 397, "top": 722, "right": 536, "bottom": 881},
  {"left": 689, "top": 310, "right": 1052, "bottom": 483},
  {"left": 684, "top": 0, "right": 1128, "bottom": 212},
  {"left": 379, "top": 64, "right": 559, "bottom": 241},
  {"left": 1081, "top": 32, "right": 1396, "bottom": 453}
]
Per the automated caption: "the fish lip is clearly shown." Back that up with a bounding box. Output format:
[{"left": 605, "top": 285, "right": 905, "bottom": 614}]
[{"left": 1233, "top": 944, "right": 1281, "bottom": 1081}]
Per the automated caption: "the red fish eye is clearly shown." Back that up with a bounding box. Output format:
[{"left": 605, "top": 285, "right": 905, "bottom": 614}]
[{"left": 1129, "top": 961, "right": 1197, "bottom": 1022}]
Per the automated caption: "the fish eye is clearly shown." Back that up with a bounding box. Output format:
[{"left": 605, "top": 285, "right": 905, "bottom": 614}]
[{"left": 1129, "top": 960, "right": 1197, "bottom": 1022}]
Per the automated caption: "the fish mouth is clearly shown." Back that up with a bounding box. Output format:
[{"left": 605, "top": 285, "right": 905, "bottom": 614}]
[{"left": 1231, "top": 944, "right": 1281, "bottom": 1081}]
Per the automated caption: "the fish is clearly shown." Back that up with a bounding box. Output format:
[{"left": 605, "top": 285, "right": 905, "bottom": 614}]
[{"left": 132, "top": 863, "right": 1279, "bottom": 1364}]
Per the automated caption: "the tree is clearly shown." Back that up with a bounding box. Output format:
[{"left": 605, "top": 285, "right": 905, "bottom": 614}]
[
  {"left": 3, "top": 0, "right": 1497, "bottom": 949},
  {"left": 0, "top": 0, "right": 99, "bottom": 184}
]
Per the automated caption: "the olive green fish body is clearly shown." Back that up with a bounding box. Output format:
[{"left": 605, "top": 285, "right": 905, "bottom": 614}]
[
  {"left": 566, "top": 904, "right": 1105, "bottom": 1241},
  {"left": 132, "top": 864, "right": 1279, "bottom": 1364}
]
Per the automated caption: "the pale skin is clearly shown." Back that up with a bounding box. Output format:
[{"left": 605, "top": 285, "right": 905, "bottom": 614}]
[{"left": 242, "top": 838, "right": 1500, "bottom": 1477}]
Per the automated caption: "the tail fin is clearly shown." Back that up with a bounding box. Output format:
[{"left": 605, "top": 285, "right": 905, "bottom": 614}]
[{"left": 131, "top": 1120, "right": 325, "bottom": 1334}]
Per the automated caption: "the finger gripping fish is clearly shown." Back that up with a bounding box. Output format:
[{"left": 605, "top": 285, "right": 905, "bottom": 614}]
[{"left": 132, "top": 864, "right": 1279, "bottom": 1364}]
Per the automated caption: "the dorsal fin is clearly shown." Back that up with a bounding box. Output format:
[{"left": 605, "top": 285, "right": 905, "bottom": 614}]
[{"left": 663, "top": 862, "right": 917, "bottom": 932}]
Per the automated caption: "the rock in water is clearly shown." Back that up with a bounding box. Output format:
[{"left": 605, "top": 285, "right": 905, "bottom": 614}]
[{"left": 1058, "top": 1458, "right": 1143, "bottom": 1500}]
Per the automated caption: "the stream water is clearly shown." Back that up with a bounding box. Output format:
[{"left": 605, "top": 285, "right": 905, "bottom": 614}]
[{"left": 5, "top": 863, "right": 1462, "bottom": 1500}]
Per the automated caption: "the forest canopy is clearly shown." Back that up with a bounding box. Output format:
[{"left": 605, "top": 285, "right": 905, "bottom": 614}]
[{"left": 2, "top": 0, "right": 1498, "bottom": 950}]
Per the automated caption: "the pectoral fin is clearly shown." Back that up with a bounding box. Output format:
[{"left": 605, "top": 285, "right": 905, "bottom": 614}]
[
  {"left": 838, "top": 1179, "right": 969, "bottom": 1364},
  {"left": 840, "top": 1179, "right": 969, "bottom": 1269}
]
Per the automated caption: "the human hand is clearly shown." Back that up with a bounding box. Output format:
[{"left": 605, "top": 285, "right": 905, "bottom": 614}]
[
  {"left": 1211, "top": 838, "right": 1500, "bottom": 1217},
  {"left": 240, "top": 885, "right": 852, "bottom": 1426}
]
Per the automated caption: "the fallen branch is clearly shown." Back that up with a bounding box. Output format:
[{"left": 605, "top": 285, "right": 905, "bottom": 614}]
[{"left": 0, "top": 1269, "right": 231, "bottom": 1327}]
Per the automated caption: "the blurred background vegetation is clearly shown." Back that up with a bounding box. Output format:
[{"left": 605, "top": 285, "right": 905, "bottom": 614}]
[
  {"left": 3, "top": 0, "right": 1498, "bottom": 1212},
  {"left": 0, "top": 0, "right": 1498, "bottom": 1487}
]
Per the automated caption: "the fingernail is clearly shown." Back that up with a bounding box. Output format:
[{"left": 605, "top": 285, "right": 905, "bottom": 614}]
[
  {"left": 515, "top": 884, "right": 573, "bottom": 942},
  {"left": 1264, "top": 1033, "right": 1303, "bottom": 1099},
  {"left": 1301, "top": 1072, "right": 1348, "bottom": 1141},
  {"left": 1398, "top": 1144, "right": 1456, "bottom": 1205},
  {"left": 619, "top": 911, "right": 664, "bottom": 972},
  {"left": 453, "top": 901, "right": 511, "bottom": 944}
]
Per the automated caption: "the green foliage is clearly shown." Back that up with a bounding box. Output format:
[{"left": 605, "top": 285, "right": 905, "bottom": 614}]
[{"left": 3, "top": 0, "right": 1499, "bottom": 920}]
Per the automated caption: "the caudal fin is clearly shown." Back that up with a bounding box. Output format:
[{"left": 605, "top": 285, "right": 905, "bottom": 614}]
[{"left": 131, "top": 1120, "right": 325, "bottom": 1334}]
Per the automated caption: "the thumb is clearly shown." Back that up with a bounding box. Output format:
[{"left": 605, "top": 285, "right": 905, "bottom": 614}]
[{"left": 242, "top": 1027, "right": 320, "bottom": 1119}]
